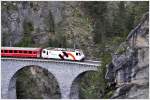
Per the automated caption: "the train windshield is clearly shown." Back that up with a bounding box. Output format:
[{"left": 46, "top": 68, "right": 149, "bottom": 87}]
[{"left": 43, "top": 50, "right": 46, "bottom": 53}]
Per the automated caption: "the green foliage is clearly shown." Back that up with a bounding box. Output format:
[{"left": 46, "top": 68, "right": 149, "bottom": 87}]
[
  {"left": 85, "top": 2, "right": 108, "bottom": 44},
  {"left": 23, "top": 20, "right": 34, "bottom": 34},
  {"left": 103, "top": 90, "right": 115, "bottom": 98},
  {"left": 116, "top": 42, "right": 128, "bottom": 54},
  {"left": 79, "top": 72, "right": 100, "bottom": 99},
  {"left": 78, "top": 2, "right": 148, "bottom": 98},
  {"left": 79, "top": 52, "right": 113, "bottom": 99},
  {"left": 16, "top": 68, "right": 43, "bottom": 99},
  {"left": 129, "top": 2, "right": 149, "bottom": 25},
  {"left": 83, "top": 1, "right": 148, "bottom": 45},
  {"left": 16, "top": 67, "right": 61, "bottom": 99},
  {"left": 48, "top": 32, "right": 68, "bottom": 48},
  {"left": 48, "top": 38, "right": 65, "bottom": 48},
  {"left": 55, "top": 3, "right": 94, "bottom": 49},
  {"left": 2, "top": 1, "right": 149, "bottom": 98},
  {"left": 44, "top": 11, "right": 55, "bottom": 32},
  {"left": 15, "top": 20, "right": 34, "bottom": 47},
  {"left": 116, "top": 46, "right": 126, "bottom": 54},
  {"left": 112, "top": 1, "right": 128, "bottom": 38},
  {"left": 99, "top": 52, "right": 113, "bottom": 98},
  {"left": 112, "top": 36, "right": 124, "bottom": 46},
  {"left": 15, "top": 33, "right": 33, "bottom": 47}
]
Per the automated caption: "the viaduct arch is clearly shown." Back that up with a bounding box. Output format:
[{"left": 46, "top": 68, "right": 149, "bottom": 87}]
[
  {"left": 8, "top": 65, "right": 61, "bottom": 99},
  {"left": 1, "top": 58, "right": 99, "bottom": 99}
]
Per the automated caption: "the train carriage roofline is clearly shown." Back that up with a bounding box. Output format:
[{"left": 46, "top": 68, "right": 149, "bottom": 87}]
[
  {"left": 45, "top": 47, "right": 81, "bottom": 52},
  {"left": 1, "top": 47, "right": 42, "bottom": 51}
]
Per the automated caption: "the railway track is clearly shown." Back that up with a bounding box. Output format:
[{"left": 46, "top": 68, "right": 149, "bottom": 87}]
[{"left": 1, "top": 57, "right": 101, "bottom": 66}]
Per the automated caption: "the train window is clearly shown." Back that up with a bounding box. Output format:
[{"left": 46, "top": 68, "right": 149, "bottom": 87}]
[
  {"left": 43, "top": 50, "right": 46, "bottom": 53},
  {"left": 19, "top": 51, "right": 22, "bottom": 53},
  {"left": 14, "top": 50, "right": 17, "bottom": 53},
  {"left": 24, "top": 51, "right": 27, "bottom": 53},
  {"left": 9, "top": 50, "right": 12, "bottom": 53},
  {"left": 1, "top": 50, "right": 3, "bottom": 53},
  {"left": 79, "top": 53, "right": 81, "bottom": 56},
  {"left": 33, "top": 52, "right": 36, "bottom": 54},
  {"left": 76, "top": 53, "right": 78, "bottom": 56},
  {"left": 4, "top": 50, "right": 7, "bottom": 53},
  {"left": 29, "top": 51, "right": 32, "bottom": 54}
]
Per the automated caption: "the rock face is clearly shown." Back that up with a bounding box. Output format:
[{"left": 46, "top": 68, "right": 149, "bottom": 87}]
[
  {"left": 2, "top": 2, "right": 53, "bottom": 46},
  {"left": 105, "top": 12, "right": 149, "bottom": 99},
  {"left": 1, "top": 1, "right": 94, "bottom": 59}
]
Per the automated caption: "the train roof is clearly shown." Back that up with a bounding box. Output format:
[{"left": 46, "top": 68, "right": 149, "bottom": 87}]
[
  {"left": 45, "top": 47, "right": 82, "bottom": 52},
  {"left": 1, "top": 47, "right": 42, "bottom": 51}
]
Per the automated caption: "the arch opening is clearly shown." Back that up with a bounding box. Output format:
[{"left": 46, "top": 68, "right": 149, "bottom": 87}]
[
  {"left": 8, "top": 65, "right": 61, "bottom": 99},
  {"left": 70, "top": 70, "right": 100, "bottom": 99}
]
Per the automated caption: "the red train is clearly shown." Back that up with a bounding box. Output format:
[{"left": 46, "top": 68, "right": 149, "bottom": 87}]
[
  {"left": 1, "top": 47, "right": 85, "bottom": 61},
  {"left": 1, "top": 47, "right": 42, "bottom": 58}
]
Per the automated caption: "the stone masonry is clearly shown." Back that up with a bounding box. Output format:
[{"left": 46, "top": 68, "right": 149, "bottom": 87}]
[{"left": 1, "top": 58, "right": 99, "bottom": 99}]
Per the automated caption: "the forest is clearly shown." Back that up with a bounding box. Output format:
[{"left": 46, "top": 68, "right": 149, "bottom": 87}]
[{"left": 1, "top": 1, "right": 149, "bottom": 99}]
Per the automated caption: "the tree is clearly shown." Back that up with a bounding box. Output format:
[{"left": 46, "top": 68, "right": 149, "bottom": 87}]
[
  {"left": 112, "top": 1, "right": 128, "bottom": 38},
  {"left": 84, "top": 2, "right": 108, "bottom": 44}
]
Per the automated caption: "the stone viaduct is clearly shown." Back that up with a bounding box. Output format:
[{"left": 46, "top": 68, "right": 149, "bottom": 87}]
[{"left": 1, "top": 57, "right": 100, "bottom": 99}]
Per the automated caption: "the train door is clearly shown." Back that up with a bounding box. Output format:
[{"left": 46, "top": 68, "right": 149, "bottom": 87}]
[
  {"left": 41, "top": 49, "right": 49, "bottom": 58},
  {"left": 46, "top": 51, "right": 49, "bottom": 58}
]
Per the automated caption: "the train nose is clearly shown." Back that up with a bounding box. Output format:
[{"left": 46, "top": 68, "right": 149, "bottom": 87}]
[
  {"left": 81, "top": 55, "right": 85, "bottom": 61},
  {"left": 81, "top": 57, "right": 85, "bottom": 61}
]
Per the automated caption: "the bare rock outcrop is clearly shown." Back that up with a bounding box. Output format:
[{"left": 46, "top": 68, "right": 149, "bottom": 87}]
[{"left": 105, "top": 12, "right": 149, "bottom": 99}]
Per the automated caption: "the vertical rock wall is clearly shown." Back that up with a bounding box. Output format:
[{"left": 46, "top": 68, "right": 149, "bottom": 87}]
[
  {"left": 105, "top": 12, "right": 149, "bottom": 99},
  {"left": 1, "top": 1, "right": 94, "bottom": 58}
]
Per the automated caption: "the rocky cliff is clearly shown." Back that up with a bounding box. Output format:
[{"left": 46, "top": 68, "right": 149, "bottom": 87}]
[
  {"left": 1, "top": 1, "right": 149, "bottom": 99},
  {"left": 106, "top": 12, "right": 149, "bottom": 99},
  {"left": 2, "top": 1, "right": 148, "bottom": 60},
  {"left": 1, "top": 1, "right": 94, "bottom": 58},
  {"left": 2, "top": 2, "right": 53, "bottom": 46}
]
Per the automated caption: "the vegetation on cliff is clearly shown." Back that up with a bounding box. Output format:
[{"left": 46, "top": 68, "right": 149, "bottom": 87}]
[
  {"left": 1, "top": 1, "right": 149, "bottom": 99},
  {"left": 77, "top": 1, "right": 148, "bottom": 98},
  {"left": 16, "top": 66, "right": 61, "bottom": 99}
]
